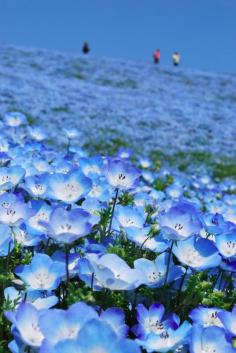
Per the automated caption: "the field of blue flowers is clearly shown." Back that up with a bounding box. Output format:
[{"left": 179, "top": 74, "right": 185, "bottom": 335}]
[
  {"left": 0, "top": 109, "right": 236, "bottom": 353},
  {"left": 0, "top": 45, "right": 236, "bottom": 352}
]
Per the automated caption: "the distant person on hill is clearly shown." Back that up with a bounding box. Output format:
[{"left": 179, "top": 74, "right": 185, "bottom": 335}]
[
  {"left": 172, "top": 52, "right": 181, "bottom": 66},
  {"left": 154, "top": 49, "right": 160, "bottom": 64},
  {"left": 82, "top": 42, "right": 90, "bottom": 55}
]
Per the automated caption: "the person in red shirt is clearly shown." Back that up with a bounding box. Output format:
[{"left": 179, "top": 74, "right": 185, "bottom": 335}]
[{"left": 154, "top": 49, "right": 160, "bottom": 64}]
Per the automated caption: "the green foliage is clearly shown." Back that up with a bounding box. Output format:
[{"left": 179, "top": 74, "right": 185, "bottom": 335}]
[
  {"left": 175, "top": 272, "right": 236, "bottom": 319},
  {"left": 51, "top": 105, "right": 70, "bottom": 113},
  {"left": 153, "top": 174, "right": 173, "bottom": 191}
]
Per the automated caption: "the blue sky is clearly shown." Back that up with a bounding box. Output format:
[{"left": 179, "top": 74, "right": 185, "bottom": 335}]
[{"left": 0, "top": 0, "right": 235, "bottom": 73}]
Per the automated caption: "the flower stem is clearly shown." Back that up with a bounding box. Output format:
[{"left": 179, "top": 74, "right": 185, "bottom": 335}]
[
  {"left": 107, "top": 188, "right": 119, "bottom": 235},
  {"left": 176, "top": 267, "right": 188, "bottom": 305},
  {"left": 164, "top": 240, "right": 174, "bottom": 286}
]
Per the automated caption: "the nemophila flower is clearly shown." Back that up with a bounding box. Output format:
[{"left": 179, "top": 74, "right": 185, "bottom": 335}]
[
  {"left": 134, "top": 253, "right": 184, "bottom": 288},
  {"left": 46, "top": 169, "right": 92, "bottom": 203},
  {"left": 142, "top": 170, "right": 155, "bottom": 184},
  {"left": 80, "top": 238, "right": 107, "bottom": 255},
  {"left": 218, "top": 306, "right": 236, "bottom": 337},
  {"left": 12, "top": 223, "right": 45, "bottom": 247},
  {"left": 40, "top": 318, "right": 141, "bottom": 353},
  {"left": 134, "top": 303, "right": 192, "bottom": 353},
  {"left": 127, "top": 227, "right": 169, "bottom": 252},
  {"left": 39, "top": 302, "right": 98, "bottom": 346},
  {"left": 26, "top": 200, "right": 53, "bottom": 236},
  {"left": 28, "top": 126, "right": 47, "bottom": 141},
  {"left": 52, "top": 159, "right": 74, "bottom": 174},
  {"left": 149, "top": 189, "right": 166, "bottom": 203},
  {"left": 105, "top": 159, "right": 140, "bottom": 190},
  {"left": 158, "top": 202, "right": 202, "bottom": 240},
  {"left": 189, "top": 306, "right": 224, "bottom": 328},
  {"left": 78, "top": 257, "right": 103, "bottom": 291},
  {"left": 0, "top": 193, "right": 34, "bottom": 226},
  {"left": 173, "top": 236, "right": 221, "bottom": 270},
  {"left": 63, "top": 127, "right": 80, "bottom": 140},
  {"left": 116, "top": 147, "right": 132, "bottom": 160},
  {"left": 0, "top": 138, "right": 9, "bottom": 152},
  {"left": 166, "top": 183, "right": 183, "bottom": 199},
  {"left": 0, "top": 166, "right": 25, "bottom": 192},
  {"left": 4, "top": 286, "right": 58, "bottom": 310},
  {"left": 215, "top": 231, "right": 236, "bottom": 259},
  {"left": 4, "top": 112, "right": 27, "bottom": 127},
  {"left": 15, "top": 253, "right": 65, "bottom": 291},
  {"left": 44, "top": 206, "right": 92, "bottom": 243},
  {"left": 5, "top": 303, "right": 44, "bottom": 348},
  {"left": 87, "top": 177, "right": 111, "bottom": 201},
  {"left": 21, "top": 173, "right": 50, "bottom": 198},
  {"left": 84, "top": 253, "right": 144, "bottom": 290},
  {"left": 52, "top": 250, "right": 81, "bottom": 279},
  {"left": 189, "top": 325, "right": 235, "bottom": 353},
  {"left": 29, "top": 157, "right": 53, "bottom": 175},
  {"left": 0, "top": 223, "right": 14, "bottom": 256},
  {"left": 113, "top": 205, "right": 146, "bottom": 231},
  {"left": 133, "top": 192, "right": 154, "bottom": 208},
  {"left": 133, "top": 303, "right": 177, "bottom": 339},
  {"left": 81, "top": 197, "right": 105, "bottom": 224},
  {"left": 100, "top": 307, "right": 129, "bottom": 339},
  {"left": 79, "top": 156, "right": 104, "bottom": 179},
  {"left": 138, "top": 157, "right": 152, "bottom": 169}
]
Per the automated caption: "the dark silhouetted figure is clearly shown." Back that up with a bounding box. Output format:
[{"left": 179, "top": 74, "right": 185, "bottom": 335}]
[
  {"left": 154, "top": 49, "right": 160, "bottom": 64},
  {"left": 82, "top": 42, "right": 90, "bottom": 55},
  {"left": 172, "top": 52, "right": 180, "bottom": 66}
]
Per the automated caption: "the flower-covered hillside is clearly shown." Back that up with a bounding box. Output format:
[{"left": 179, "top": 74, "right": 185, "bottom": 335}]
[
  {"left": 0, "top": 45, "right": 235, "bottom": 157},
  {"left": 0, "top": 112, "right": 236, "bottom": 352}
]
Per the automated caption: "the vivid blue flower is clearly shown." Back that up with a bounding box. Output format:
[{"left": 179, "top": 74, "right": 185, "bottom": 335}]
[
  {"left": 5, "top": 303, "right": 45, "bottom": 348},
  {"left": 39, "top": 302, "right": 98, "bottom": 345},
  {"left": 87, "top": 177, "right": 111, "bottom": 201},
  {"left": 134, "top": 253, "right": 184, "bottom": 288},
  {"left": 215, "top": 231, "right": 236, "bottom": 259},
  {"left": 116, "top": 147, "right": 132, "bottom": 160},
  {"left": 114, "top": 204, "right": 146, "bottom": 231},
  {"left": 15, "top": 253, "right": 65, "bottom": 291},
  {"left": 21, "top": 173, "right": 50, "bottom": 198},
  {"left": 82, "top": 253, "right": 144, "bottom": 290},
  {"left": 134, "top": 303, "right": 192, "bottom": 353},
  {"left": 173, "top": 236, "right": 221, "bottom": 270},
  {"left": 26, "top": 200, "right": 53, "bottom": 236},
  {"left": 218, "top": 305, "right": 236, "bottom": 337},
  {"left": 189, "top": 305, "right": 224, "bottom": 328},
  {"left": 46, "top": 169, "right": 92, "bottom": 203},
  {"left": 40, "top": 318, "right": 141, "bottom": 353},
  {"left": 44, "top": 206, "right": 92, "bottom": 243},
  {"left": 4, "top": 112, "right": 27, "bottom": 127},
  {"left": 4, "top": 286, "right": 58, "bottom": 310},
  {"left": 28, "top": 126, "right": 48, "bottom": 141},
  {"left": 12, "top": 223, "right": 45, "bottom": 247},
  {"left": 126, "top": 227, "right": 169, "bottom": 252},
  {"left": 105, "top": 159, "right": 140, "bottom": 190},
  {"left": 189, "top": 325, "right": 236, "bottom": 353},
  {"left": 0, "top": 166, "right": 25, "bottom": 191},
  {"left": 52, "top": 250, "right": 81, "bottom": 279},
  {"left": 79, "top": 156, "right": 104, "bottom": 179},
  {"left": 159, "top": 201, "right": 202, "bottom": 240},
  {"left": 0, "top": 193, "right": 34, "bottom": 226},
  {"left": 0, "top": 223, "right": 14, "bottom": 256},
  {"left": 166, "top": 183, "right": 183, "bottom": 199},
  {"left": 100, "top": 307, "right": 129, "bottom": 339}
]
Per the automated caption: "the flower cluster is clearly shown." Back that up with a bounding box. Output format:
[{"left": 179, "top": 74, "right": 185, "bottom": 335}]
[{"left": 0, "top": 112, "right": 236, "bottom": 352}]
